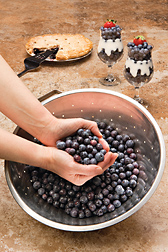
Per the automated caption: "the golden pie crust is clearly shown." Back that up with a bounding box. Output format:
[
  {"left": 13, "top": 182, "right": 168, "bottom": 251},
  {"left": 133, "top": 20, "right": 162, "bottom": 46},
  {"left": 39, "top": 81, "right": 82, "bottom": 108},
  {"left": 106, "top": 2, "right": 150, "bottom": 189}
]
[{"left": 26, "top": 34, "right": 93, "bottom": 60}]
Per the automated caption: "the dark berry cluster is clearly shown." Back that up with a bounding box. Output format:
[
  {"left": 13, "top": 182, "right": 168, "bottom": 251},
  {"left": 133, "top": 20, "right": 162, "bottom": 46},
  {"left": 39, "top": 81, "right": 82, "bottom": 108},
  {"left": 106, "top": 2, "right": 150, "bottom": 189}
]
[
  {"left": 100, "top": 25, "right": 122, "bottom": 40},
  {"left": 127, "top": 42, "right": 153, "bottom": 61},
  {"left": 29, "top": 120, "right": 143, "bottom": 219},
  {"left": 56, "top": 128, "right": 106, "bottom": 165},
  {"left": 33, "top": 47, "right": 58, "bottom": 60}
]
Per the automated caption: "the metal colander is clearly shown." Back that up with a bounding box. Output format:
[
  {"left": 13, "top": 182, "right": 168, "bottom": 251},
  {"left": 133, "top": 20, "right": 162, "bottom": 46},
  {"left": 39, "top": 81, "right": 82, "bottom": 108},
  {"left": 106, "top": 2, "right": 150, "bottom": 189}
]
[{"left": 5, "top": 88, "right": 166, "bottom": 231}]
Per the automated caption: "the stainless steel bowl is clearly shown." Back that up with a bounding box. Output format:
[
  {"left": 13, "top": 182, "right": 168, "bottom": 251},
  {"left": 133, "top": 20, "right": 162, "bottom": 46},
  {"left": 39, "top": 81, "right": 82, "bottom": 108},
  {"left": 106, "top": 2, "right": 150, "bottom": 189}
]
[{"left": 5, "top": 88, "right": 166, "bottom": 231}]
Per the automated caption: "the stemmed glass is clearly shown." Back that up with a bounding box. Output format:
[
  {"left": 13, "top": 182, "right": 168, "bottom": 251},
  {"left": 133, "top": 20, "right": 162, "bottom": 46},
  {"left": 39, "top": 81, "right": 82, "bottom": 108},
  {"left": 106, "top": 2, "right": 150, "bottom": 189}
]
[
  {"left": 97, "top": 25, "right": 124, "bottom": 86},
  {"left": 124, "top": 41, "right": 154, "bottom": 105}
]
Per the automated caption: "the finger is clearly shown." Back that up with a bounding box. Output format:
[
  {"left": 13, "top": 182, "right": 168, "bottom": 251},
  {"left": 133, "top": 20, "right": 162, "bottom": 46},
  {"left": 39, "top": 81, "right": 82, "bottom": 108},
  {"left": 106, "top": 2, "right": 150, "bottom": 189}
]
[
  {"left": 98, "top": 152, "right": 118, "bottom": 172},
  {"left": 99, "top": 138, "right": 110, "bottom": 152},
  {"left": 71, "top": 153, "right": 118, "bottom": 186},
  {"left": 72, "top": 161, "right": 103, "bottom": 176},
  {"left": 79, "top": 119, "right": 102, "bottom": 138},
  {"left": 71, "top": 174, "right": 99, "bottom": 186}
]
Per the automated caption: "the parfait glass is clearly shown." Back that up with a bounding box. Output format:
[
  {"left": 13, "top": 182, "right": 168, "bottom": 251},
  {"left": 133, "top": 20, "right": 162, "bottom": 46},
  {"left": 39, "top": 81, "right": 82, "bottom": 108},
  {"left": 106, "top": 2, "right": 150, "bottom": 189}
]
[
  {"left": 97, "top": 31, "right": 124, "bottom": 86},
  {"left": 124, "top": 44, "right": 154, "bottom": 106}
]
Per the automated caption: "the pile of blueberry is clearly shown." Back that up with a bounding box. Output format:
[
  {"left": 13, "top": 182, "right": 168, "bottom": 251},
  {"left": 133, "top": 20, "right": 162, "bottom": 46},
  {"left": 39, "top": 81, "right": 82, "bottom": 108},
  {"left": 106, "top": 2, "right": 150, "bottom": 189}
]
[
  {"left": 33, "top": 47, "right": 58, "bottom": 60},
  {"left": 127, "top": 42, "right": 153, "bottom": 62},
  {"left": 56, "top": 128, "right": 106, "bottom": 165},
  {"left": 29, "top": 120, "right": 142, "bottom": 219},
  {"left": 100, "top": 25, "right": 122, "bottom": 40}
]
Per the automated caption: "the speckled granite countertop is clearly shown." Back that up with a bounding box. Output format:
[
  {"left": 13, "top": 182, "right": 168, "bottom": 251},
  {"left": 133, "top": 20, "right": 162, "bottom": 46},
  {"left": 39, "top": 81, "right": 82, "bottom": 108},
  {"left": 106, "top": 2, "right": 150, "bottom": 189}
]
[{"left": 0, "top": 0, "right": 168, "bottom": 251}]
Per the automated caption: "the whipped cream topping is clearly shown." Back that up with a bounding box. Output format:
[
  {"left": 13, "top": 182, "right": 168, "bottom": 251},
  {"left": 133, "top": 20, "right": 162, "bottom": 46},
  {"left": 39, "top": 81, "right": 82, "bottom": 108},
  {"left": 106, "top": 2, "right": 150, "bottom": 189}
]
[
  {"left": 98, "top": 37, "right": 123, "bottom": 56},
  {"left": 126, "top": 57, "right": 153, "bottom": 77}
]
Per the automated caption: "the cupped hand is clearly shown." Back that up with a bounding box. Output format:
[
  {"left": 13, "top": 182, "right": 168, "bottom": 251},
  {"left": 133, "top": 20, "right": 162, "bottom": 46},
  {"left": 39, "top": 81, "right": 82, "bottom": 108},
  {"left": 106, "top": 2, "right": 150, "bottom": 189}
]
[
  {"left": 42, "top": 146, "right": 118, "bottom": 186},
  {"left": 38, "top": 117, "right": 109, "bottom": 151}
]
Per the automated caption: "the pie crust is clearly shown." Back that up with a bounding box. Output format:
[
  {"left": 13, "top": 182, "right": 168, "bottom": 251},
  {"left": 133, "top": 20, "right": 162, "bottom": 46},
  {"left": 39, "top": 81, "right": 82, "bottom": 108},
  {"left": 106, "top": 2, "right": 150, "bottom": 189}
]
[{"left": 26, "top": 34, "right": 93, "bottom": 60}]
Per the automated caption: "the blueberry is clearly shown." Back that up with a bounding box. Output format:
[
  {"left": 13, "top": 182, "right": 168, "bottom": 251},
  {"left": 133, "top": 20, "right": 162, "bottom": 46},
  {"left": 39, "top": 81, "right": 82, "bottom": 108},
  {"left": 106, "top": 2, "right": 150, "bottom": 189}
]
[
  {"left": 143, "top": 42, "right": 148, "bottom": 48},
  {"left": 133, "top": 168, "right": 139, "bottom": 175},
  {"left": 56, "top": 141, "right": 66, "bottom": 150},
  {"left": 87, "top": 191, "right": 95, "bottom": 201},
  {"left": 77, "top": 136, "right": 83, "bottom": 144},
  {"left": 92, "top": 136, "right": 99, "bottom": 142},
  {"left": 115, "top": 185, "right": 125, "bottom": 195},
  {"left": 42, "top": 193, "right": 48, "bottom": 200},
  {"left": 102, "top": 188, "right": 109, "bottom": 196},
  {"left": 33, "top": 181, "right": 41, "bottom": 190},
  {"left": 80, "top": 151, "right": 88, "bottom": 159},
  {"left": 38, "top": 187, "right": 45, "bottom": 196},
  {"left": 99, "top": 121, "right": 107, "bottom": 129},
  {"left": 113, "top": 199, "right": 121, "bottom": 208},
  {"left": 77, "top": 128, "right": 84, "bottom": 136},
  {"left": 72, "top": 185, "right": 80, "bottom": 192},
  {"left": 83, "top": 157, "right": 90, "bottom": 165},
  {"left": 106, "top": 136, "right": 114, "bottom": 144},
  {"left": 79, "top": 144, "right": 86, "bottom": 152},
  {"left": 96, "top": 143, "right": 103, "bottom": 151},
  {"left": 59, "top": 189, "right": 66, "bottom": 196},
  {"left": 85, "top": 209, "right": 92, "bottom": 217},
  {"left": 119, "top": 172, "right": 126, "bottom": 179},
  {"left": 120, "top": 194, "right": 128, "bottom": 203},
  {"left": 89, "top": 203, "right": 96, "bottom": 212},
  {"left": 129, "top": 179, "right": 137, "bottom": 188},
  {"left": 107, "top": 204, "right": 115, "bottom": 212},
  {"left": 74, "top": 154, "right": 81, "bottom": 163},
  {"left": 86, "top": 144, "right": 93, "bottom": 153},
  {"left": 90, "top": 158, "right": 98, "bottom": 165},
  {"left": 126, "top": 188, "right": 133, "bottom": 197},
  {"left": 147, "top": 45, "right": 153, "bottom": 50},
  {"left": 66, "top": 148, "right": 76, "bottom": 156},
  {"left": 118, "top": 144, "right": 125, "bottom": 152},
  {"left": 52, "top": 193, "right": 60, "bottom": 201},
  {"left": 111, "top": 173, "right": 119, "bottom": 181},
  {"left": 95, "top": 152, "right": 104, "bottom": 162},
  {"left": 70, "top": 208, "right": 78, "bottom": 218},
  {"left": 95, "top": 199, "right": 102, "bottom": 207},
  {"left": 111, "top": 130, "right": 118, "bottom": 138},
  {"left": 92, "top": 148, "right": 98, "bottom": 156},
  {"left": 103, "top": 198, "right": 110, "bottom": 206},
  {"left": 47, "top": 197, "right": 53, "bottom": 204},
  {"left": 90, "top": 139, "right": 97, "bottom": 146},
  {"left": 79, "top": 210, "right": 85, "bottom": 218},
  {"left": 100, "top": 149, "right": 107, "bottom": 155},
  {"left": 127, "top": 164, "right": 134, "bottom": 171},
  {"left": 127, "top": 42, "right": 134, "bottom": 47},
  {"left": 71, "top": 141, "right": 79, "bottom": 150},
  {"left": 123, "top": 134, "right": 130, "bottom": 142},
  {"left": 138, "top": 44, "right": 143, "bottom": 49},
  {"left": 65, "top": 139, "right": 72, "bottom": 147},
  {"left": 80, "top": 195, "right": 88, "bottom": 204},
  {"left": 93, "top": 177, "right": 101, "bottom": 186},
  {"left": 112, "top": 140, "right": 119, "bottom": 148}
]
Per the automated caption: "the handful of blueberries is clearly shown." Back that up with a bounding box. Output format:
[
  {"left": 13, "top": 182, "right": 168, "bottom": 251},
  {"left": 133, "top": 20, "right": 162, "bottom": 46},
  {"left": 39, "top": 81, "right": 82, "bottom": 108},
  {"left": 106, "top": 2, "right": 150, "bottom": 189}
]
[
  {"left": 30, "top": 120, "right": 143, "bottom": 219},
  {"left": 56, "top": 128, "right": 106, "bottom": 165}
]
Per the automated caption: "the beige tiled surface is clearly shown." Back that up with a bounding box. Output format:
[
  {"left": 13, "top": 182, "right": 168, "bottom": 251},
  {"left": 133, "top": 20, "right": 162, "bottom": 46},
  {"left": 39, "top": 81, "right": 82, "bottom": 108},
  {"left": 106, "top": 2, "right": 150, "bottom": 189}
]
[{"left": 0, "top": 0, "right": 168, "bottom": 251}]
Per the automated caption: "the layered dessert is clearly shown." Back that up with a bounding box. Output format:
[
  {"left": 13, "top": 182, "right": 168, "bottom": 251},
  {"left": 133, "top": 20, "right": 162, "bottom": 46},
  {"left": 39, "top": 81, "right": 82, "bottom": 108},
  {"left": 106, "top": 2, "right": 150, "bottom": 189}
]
[
  {"left": 124, "top": 36, "right": 153, "bottom": 85},
  {"left": 98, "top": 19, "right": 123, "bottom": 64}
]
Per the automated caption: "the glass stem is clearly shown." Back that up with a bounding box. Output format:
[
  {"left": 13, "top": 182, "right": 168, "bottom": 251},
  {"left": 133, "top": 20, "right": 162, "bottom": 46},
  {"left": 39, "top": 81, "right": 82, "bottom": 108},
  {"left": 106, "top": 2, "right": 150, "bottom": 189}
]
[
  {"left": 134, "top": 87, "right": 140, "bottom": 100},
  {"left": 106, "top": 65, "right": 114, "bottom": 82}
]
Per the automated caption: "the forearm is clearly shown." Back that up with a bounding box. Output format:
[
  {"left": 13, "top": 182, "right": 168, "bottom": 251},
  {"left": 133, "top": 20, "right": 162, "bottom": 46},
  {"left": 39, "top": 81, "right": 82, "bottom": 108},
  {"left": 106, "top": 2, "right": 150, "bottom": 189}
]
[
  {"left": 0, "top": 55, "right": 55, "bottom": 140},
  {"left": 0, "top": 127, "right": 46, "bottom": 167}
]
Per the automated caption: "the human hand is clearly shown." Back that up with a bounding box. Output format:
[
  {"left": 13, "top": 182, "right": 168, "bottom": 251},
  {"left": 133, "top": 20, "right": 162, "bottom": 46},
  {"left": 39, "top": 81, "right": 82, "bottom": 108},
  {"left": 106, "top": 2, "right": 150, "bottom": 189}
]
[
  {"left": 42, "top": 145, "right": 118, "bottom": 186},
  {"left": 37, "top": 117, "right": 110, "bottom": 151}
]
